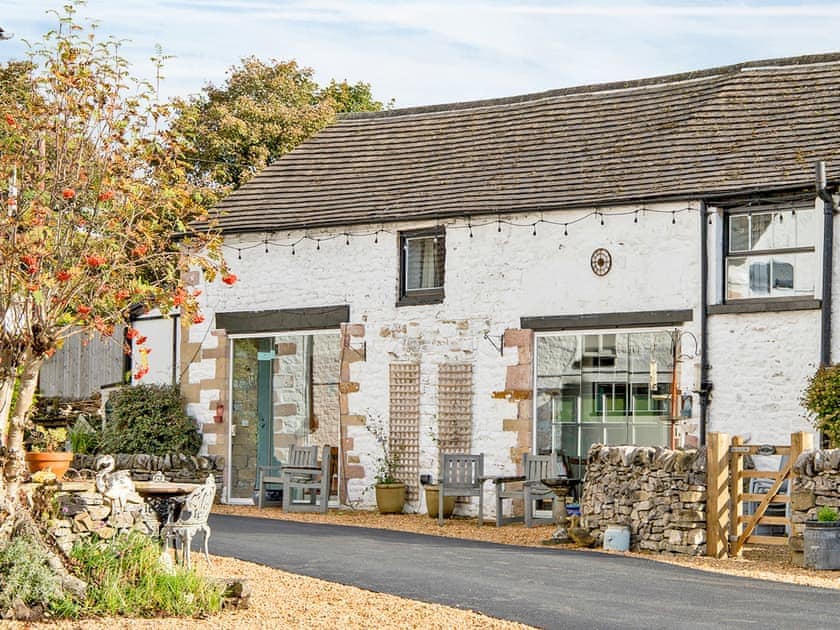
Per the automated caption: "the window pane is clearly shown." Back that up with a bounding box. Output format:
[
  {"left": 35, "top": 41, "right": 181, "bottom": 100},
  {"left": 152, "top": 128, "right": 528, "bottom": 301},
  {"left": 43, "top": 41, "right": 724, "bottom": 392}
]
[
  {"left": 750, "top": 212, "right": 773, "bottom": 251},
  {"left": 726, "top": 257, "right": 748, "bottom": 299},
  {"left": 727, "top": 252, "right": 814, "bottom": 299},
  {"left": 405, "top": 236, "right": 443, "bottom": 290},
  {"left": 729, "top": 215, "right": 749, "bottom": 252}
]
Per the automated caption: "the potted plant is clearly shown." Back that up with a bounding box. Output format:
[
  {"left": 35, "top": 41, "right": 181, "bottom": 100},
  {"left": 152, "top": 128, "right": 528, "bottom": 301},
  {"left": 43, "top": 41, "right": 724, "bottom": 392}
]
[
  {"left": 366, "top": 412, "right": 405, "bottom": 514},
  {"left": 25, "top": 425, "right": 74, "bottom": 479},
  {"left": 804, "top": 506, "right": 840, "bottom": 570},
  {"left": 423, "top": 426, "right": 454, "bottom": 518}
]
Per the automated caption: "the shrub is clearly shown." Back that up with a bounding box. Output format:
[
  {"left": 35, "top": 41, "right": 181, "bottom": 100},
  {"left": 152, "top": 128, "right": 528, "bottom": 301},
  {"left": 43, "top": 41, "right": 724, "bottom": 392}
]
[
  {"left": 817, "top": 506, "right": 839, "bottom": 522},
  {"left": 801, "top": 365, "right": 840, "bottom": 446},
  {"left": 70, "top": 532, "right": 222, "bottom": 617},
  {"left": 0, "top": 535, "right": 78, "bottom": 617},
  {"left": 99, "top": 384, "right": 202, "bottom": 455}
]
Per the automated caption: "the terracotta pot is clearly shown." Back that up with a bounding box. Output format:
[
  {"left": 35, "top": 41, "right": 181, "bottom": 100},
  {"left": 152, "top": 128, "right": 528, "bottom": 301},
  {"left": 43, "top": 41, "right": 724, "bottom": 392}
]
[
  {"left": 24, "top": 451, "right": 74, "bottom": 479},
  {"left": 424, "top": 485, "right": 456, "bottom": 519},
  {"left": 375, "top": 483, "right": 406, "bottom": 514}
]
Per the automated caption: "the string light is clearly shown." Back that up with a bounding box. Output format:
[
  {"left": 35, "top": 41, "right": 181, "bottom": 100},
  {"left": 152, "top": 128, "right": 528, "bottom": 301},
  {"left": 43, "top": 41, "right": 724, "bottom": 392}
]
[{"left": 221, "top": 204, "right": 700, "bottom": 258}]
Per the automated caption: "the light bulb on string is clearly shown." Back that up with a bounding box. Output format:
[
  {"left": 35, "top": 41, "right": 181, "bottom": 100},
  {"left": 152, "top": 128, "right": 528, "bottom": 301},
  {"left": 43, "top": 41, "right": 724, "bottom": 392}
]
[
  {"left": 468, "top": 221, "right": 473, "bottom": 238},
  {"left": 237, "top": 249, "right": 241, "bottom": 260},
  {"left": 497, "top": 218, "right": 502, "bottom": 233},
  {"left": 672, "top": 211, "right": 676, "bottom": 224},
  {"left": 345, "top": 233, "right": 350, "bottom": 246},
  {"left": 291, "top": 243, "right": 295, "bottom": 256},
  {"left": 264, "top": 239, "right": 268, "bottom": 254},
  {"left": 634, "top": 211, "right": 638, "bottom": 224},
  {"left": 374, "top": 231, "right": 379, "bottom": 244},
  {"left": 532, "top": 223, "right": 537, "bottom": 236},
  {"left": 564, "top": 224, "right": 568, "bottom": 236},
  {"left": 600, "top": 212, "right": 604, "bottom": 226}
]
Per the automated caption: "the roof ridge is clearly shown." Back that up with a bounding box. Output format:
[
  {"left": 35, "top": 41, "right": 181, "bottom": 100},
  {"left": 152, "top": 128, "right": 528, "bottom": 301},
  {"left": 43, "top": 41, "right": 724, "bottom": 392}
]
[{"left": 341, "top": 52, "right": 840, "bottom": 120}]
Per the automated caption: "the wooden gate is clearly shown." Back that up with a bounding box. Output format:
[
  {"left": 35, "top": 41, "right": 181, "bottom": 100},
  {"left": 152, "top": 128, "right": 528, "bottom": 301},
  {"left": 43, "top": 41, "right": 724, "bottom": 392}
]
[{"left": 706, "top": 431, "right": 813, "bottom": 558}]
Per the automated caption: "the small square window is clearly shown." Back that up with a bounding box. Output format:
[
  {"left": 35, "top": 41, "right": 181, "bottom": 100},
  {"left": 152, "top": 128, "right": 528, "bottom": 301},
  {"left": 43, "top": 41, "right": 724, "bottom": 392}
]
[{"left": 398, "top": 228, "right": 445, "bottom": 306}]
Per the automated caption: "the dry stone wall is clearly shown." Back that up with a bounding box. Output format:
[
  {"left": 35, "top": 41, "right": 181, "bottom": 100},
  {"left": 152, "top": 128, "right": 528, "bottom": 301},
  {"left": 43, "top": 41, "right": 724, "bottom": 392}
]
[
  {"left": 72, "top": 453, "right": 223, "bottom": 485},
  {"left": 789, "top": 449, "right": 840, "bottom": 563},
  {"left": 581, "top": 444, "right": 707, "bottom": 555}
]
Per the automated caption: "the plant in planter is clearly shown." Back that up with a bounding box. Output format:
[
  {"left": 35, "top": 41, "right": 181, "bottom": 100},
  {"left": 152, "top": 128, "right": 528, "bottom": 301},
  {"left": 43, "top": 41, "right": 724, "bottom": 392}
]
[
  {"left": 423, "top": 425, "right": 454, "bottom": 519},
  {"left": 365, "top": 412, "right": 405, "bottom": 514},
  {"left": 24, "top": 425, "right": 74, "bottom": 479},
  {"left": 804, "top": 506, "right": 840, "bottom": 570}
]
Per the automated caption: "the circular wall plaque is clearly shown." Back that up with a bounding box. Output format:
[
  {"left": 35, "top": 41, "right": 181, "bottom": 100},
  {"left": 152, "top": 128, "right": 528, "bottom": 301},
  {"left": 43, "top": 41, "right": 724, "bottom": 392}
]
[{"left": 590, "top": 248, "right": 612, "bottom": 276}]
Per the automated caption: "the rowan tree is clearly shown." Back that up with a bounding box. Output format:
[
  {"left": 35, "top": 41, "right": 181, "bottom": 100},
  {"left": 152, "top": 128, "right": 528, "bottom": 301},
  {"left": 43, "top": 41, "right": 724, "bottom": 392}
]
[{"left": 0, "top": 5, "right": 230, "bottom": 507}]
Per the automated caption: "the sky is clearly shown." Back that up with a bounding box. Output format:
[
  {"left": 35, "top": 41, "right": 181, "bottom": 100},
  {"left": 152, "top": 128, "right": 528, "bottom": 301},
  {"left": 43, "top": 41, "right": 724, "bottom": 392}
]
[{"left": 2, "top": 1, "right": 840, "bottom": 108}]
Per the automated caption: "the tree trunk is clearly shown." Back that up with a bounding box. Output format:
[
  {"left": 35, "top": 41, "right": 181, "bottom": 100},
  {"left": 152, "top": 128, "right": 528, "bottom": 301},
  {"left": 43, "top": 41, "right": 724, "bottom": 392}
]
[
  {"left": 0, "top": 376, "right": 12, "bottom": 446},
  {"left": 3, "top": 352, "right": 43, "bottom": 503}
]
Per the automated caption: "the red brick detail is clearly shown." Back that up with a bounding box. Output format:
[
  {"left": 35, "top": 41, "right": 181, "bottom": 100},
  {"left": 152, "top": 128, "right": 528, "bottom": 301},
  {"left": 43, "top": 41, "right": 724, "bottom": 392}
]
[
  {"left": 346, "top": 324, "right": 365, "bottom": 338},
  {"left": 499, "top": 329, "right": 535, "bottom": 465},
  {"left": 505, "top": 364, "right": 532, "bottom": 391},
  {"left": 344, "top": 464, "right": 366, "bottom": 480}
]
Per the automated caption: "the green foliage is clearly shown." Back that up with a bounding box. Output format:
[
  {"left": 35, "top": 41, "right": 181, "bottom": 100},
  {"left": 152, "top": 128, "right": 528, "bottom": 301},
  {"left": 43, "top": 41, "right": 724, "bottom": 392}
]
[
  {"left": 168, "top": 56, "right": 386, "bottom": 192},
  {"left": 0, "top": 535, "right": 77, "bottom": 616},
  {"left": 802, "top": 365, "right": 840, "bottom": 446},
  {"left": 99, "top": 385, "right": 201, "bottom": 455},
  {"left": 68, "top": 416, "right": 100, "bottom": 454},
  {"left": 817, "top": 506, "right": 839, "bottom": 522},
  {"left": 70, "top": 532, "right": 222, "bottom": 617},
  {"left": 26, "top": 425, "right": 68, "bottom": 452},
  {"left": 365, "top": 411, "right": 401, "bottom": 485}
]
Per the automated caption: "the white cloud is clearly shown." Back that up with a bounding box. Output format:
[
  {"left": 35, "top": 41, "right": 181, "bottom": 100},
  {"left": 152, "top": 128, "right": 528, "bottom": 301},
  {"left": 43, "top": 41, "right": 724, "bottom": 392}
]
[{"left": 1, "top": 1, "right": 838, "bottom": 107}]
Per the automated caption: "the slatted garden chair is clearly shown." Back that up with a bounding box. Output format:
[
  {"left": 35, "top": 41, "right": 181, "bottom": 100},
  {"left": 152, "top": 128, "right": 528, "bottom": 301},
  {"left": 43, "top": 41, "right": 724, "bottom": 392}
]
[
  {"left": 256, "top": 444, "right": 318, "bottom": 508},
  {"left": 282, "top": 445, "right": 333, "bottom": 513},
  {"left": 490, "top": 452, "right": 563, "bottom": 527},
  {"left": 161, "top": 475, "right": 215, "bottom": 569},
  {"left": 438, "top": 452, "right": 484, "bottom": 526}
]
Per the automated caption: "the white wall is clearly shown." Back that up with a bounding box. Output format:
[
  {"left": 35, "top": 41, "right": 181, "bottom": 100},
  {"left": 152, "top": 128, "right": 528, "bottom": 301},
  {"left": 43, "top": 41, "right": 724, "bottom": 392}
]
[
  {"left": 132, "top": 313, "right": 180, "bottom": 386},
  {"left": 187, "top": 201, "right": 711, "bottom": 508}
]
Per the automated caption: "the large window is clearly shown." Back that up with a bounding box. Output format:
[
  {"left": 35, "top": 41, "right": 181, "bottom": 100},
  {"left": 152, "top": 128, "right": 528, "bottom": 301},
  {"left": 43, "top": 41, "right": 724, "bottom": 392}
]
[
  {"left": 398, "top": 228, "right": 445, "bottom": 305},
  {"left": 535, "top": 331, "right": 674, "bottom": 475},
  {"left": 725, "top": 206, "right": 814, "bottom": 300}
]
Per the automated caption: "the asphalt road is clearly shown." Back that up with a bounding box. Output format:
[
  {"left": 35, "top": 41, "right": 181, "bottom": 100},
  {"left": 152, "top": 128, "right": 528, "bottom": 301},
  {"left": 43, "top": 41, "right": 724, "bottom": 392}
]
[{"left": 209, "top": 514, "right": 840, "bottom": 630}]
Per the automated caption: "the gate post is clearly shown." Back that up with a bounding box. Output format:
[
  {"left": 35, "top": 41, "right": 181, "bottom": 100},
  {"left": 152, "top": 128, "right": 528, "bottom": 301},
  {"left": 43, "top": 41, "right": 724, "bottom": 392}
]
[{"left": 706, "top": 432, "right": 730, "bottom": 558}]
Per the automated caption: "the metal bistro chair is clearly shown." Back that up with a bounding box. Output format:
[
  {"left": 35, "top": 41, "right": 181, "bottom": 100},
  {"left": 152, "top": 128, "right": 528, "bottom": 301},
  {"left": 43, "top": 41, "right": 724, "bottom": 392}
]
[
  {"left": 282, "top": 445, "right": 333, "bottom": 513},
  {"left": 438, "top": 452, "right": 484, "bottom": 526},
  {"left": 161, "top": 475, "right": 216, "bottom": 569},
  {"left": 257, "top": 444, "right": 319, "bottom": 509}
]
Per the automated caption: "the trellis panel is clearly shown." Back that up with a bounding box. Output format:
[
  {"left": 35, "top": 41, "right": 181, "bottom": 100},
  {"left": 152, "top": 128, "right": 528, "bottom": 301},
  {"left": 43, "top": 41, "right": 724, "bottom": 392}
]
[
  {"left": 389, "top": 362, "right": 420, "bottom": 501},
  {"left": 437, "top": 363, "right": 473, "bottom": 454}
]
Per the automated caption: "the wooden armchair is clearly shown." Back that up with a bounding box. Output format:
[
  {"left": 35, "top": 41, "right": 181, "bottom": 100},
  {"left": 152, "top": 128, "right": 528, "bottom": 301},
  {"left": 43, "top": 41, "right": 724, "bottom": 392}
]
[
  {"left": 256, "top": 444, "right": 318, "bottom": 508},
  {"left": 282, "top": 445, "right": 333, "bottom": 513},
  {"left": 490, "top": 452, "right": 568, "bottom": 527},
  {"left": 438, "top": 453, "right": 484, "bottom": 526},
  {"left": 161, "top": 475, "right": 215, "bottom": 569}
]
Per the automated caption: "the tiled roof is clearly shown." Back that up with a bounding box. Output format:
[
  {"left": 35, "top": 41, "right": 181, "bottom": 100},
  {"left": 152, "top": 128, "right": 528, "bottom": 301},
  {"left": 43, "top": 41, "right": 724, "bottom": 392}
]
[{"left": 210, "top": 54, "right": 840, "bottom": 234}]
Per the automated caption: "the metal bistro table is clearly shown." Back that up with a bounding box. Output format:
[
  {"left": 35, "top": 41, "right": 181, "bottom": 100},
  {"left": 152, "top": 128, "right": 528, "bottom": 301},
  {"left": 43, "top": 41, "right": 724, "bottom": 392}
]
[
  {"left": 541, "top": 477, "right": 580, "bottom": 543},
  {"left": 135, "top": 481, "right": 201, "bottom": 524}
]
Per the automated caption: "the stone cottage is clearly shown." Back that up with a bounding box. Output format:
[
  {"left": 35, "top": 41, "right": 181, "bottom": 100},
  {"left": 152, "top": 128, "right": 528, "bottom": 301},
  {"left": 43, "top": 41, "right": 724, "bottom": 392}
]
[{"left": 178, "top": 53, "right": 840, "bottom": 513}]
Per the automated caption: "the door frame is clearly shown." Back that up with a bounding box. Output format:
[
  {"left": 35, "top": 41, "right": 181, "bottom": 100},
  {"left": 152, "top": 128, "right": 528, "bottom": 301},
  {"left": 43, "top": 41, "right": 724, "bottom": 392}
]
[{"left": 225, "top": 329, "right": 342, "bottom": 504}]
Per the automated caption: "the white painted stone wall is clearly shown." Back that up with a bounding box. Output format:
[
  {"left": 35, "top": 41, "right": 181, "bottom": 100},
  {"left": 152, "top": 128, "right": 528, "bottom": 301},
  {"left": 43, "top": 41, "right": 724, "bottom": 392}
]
[
  {"left": 706, "top": 310, "right": 819, "bottom": 443},
  {"left": 186, "top": 201, "right": 710, "bottom": 511}
]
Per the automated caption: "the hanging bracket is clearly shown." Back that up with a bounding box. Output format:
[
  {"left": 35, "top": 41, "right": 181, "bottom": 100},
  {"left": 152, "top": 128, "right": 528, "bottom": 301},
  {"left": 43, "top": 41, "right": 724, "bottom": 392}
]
[{"left": 484, "top": 331, "right": 504, "bottom": 356}]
